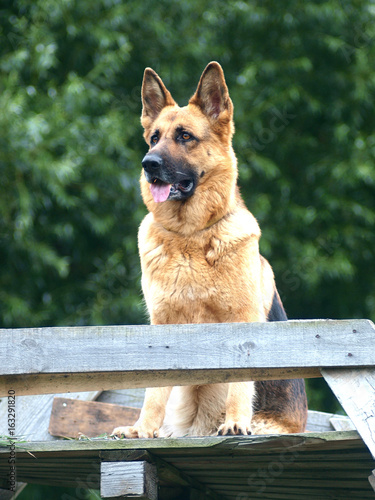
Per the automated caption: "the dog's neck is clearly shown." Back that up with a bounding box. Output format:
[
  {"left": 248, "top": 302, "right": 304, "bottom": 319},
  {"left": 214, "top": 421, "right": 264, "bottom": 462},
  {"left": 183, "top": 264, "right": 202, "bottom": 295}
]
[{"left": 140, "top": 168, "right": 239, "bottom": 236}]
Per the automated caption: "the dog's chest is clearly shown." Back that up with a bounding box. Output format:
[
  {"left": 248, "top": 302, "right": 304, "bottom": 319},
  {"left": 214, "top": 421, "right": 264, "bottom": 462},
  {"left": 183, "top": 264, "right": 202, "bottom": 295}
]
[
  {"left": 141, "top": 235, "right": 217, "bottom": 300},
  {"left": 139, "top": 228, "right": 258, "bottom": 324}
]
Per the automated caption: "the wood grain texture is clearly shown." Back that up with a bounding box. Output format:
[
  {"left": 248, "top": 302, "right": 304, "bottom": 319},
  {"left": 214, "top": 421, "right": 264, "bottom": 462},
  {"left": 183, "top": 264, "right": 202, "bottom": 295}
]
[
  {"left": 322, "top": 368, "right": 375, "bottom": 459},
  {"left": 369, "top": 469, "right": 375, "bottom": 492},
  {"left": 0, "top": 390, "right": 100, "bottom": 498},
  {"left": 0, "top": 432, "right": 374, "bottom": 498},
  {"left": 0, "top": 430, "right": 363, "bottom": 454},
  {"left": 306, "top": 410, "right": 354, "bottom": 432},
  {"left": 0, "top": 319, "right": 374, "bottom": 396},
  {"left": 97, "top": 389, "right": 145, "bottom": 408},
  {"left": 100, "top": 461, "right": 157, "bottom": 499},
  {"left": 100, "top": 450, "right": 225, "bottom": 500},
  {"left": 49, "top": 397, "right": 140, "bottom": 438}
]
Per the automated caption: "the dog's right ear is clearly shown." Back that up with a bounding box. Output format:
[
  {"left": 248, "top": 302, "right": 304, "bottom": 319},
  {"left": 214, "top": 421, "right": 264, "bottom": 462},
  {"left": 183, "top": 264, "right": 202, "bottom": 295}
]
[{"left": 141, "top": 68, "right": 177, "bottom": 127}]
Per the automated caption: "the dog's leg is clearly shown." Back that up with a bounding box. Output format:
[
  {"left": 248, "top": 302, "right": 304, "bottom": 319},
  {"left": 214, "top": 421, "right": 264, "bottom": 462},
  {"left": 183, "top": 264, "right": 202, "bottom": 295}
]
[
  {"left": 217, "top": 381, "right": 254, "bottom": 435},
  {"left": 111, "top": 386, "right": 172, "bottom": 439}
]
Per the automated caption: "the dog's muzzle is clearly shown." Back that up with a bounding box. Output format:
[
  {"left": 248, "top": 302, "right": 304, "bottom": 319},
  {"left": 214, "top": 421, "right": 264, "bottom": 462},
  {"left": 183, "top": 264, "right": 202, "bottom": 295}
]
[
  {"left": 142, "top": 153, "right": 196, "bottom": 203},
  {"left": 142, "top": 154, "right": 163, "bottom": 174}
]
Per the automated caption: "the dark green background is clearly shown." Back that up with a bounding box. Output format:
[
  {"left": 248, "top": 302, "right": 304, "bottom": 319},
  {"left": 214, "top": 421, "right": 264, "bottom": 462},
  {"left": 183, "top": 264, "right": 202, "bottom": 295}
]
[{"left": 1, "top": 1, "right": 374, "bottom": 498}]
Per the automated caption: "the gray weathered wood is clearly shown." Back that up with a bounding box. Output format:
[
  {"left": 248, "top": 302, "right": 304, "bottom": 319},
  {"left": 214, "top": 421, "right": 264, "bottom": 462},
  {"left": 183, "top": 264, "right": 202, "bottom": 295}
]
[
  {"left": 100, "top": 461, "right": 157, "bottom": 499},
  {"left": 0, "top": 430, "right": 363, "bottom": 454},
  {"left": 0, "top": 430, "right": 373, "bottom": 497},
  {"left": 330, "top": 416, "right": 356, "bottom": 431},
  {"left": 306, "top": 410, "right": 354, "bottom": 432},
  {"left": 100, "top": 451, "right": 225, "bottom": 500},
  {"left": 0, "top": 391, "right": 100, "bottom": 440},
  {"left": 0, "top": 482, "right": 24, "bottom": 499},
  {"left": 322, "top": 368, "right": 375, "bottom": 460},
  {"left": 0, "top": 320, "right": 374, "bottom": 396},
  {"left": 369, "top": 469, "right": 375, "bottom": 492},
  {"left": 0, "top": 391, "right": 99, "bottom": 498},
  {"left": 97, "top": 389, "right": 145, "bottom": 408}
]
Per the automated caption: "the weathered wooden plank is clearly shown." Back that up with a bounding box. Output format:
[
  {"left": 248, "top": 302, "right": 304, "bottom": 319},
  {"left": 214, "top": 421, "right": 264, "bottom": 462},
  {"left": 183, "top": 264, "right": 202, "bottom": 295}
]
[
  {"left": 48, "top": 398, "right": 140, "bottom": 438},
  {"left": 0, "top": 390, "right": 100, "bottom": 498},
  {"left": 0, "top": 432, "right": 371, "bottom": 499},
  {"left": 0, "top": 367, "right": 321, "bottom": 398},
  {"left": 321, "top": 368, "right": 375, "bottom": 459},
  {"left": 100, "top": 461, "right": 157, "bottom": 499},
  {"left": 330, "top": 416, "right": 356, "bottom": 431},
  {"left": 0, "top": 430, "right": 363, "bottom": 454},
  {"left": 0, "top": 391, "right": 100, "bottom": 440},
  {"left": 306, "top": 410, "right": 354, "bottom": 432},
  {"left": 369, "top": 469, "right": 375, "bottom": 492},
  {"left": 0, "top": 432, "right": 372, "bottom": 499},
  {"left": 0, "top": 320, "right": 374, "bottom": 396},
  {"left": 97, "top": 389, "right": 145, "bottom": 408},
  {"left": 100, "top": 450, "right": 227, "bottom": 499}
]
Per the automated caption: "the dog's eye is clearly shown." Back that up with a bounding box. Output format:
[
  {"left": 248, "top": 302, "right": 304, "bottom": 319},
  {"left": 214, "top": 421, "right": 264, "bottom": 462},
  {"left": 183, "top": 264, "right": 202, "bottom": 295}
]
[
  {"left": 181, "top": 132, "right": 191, "bottom": 141},
  {"left": 150, "top": 134, "right": 159, "bottom": 145}
]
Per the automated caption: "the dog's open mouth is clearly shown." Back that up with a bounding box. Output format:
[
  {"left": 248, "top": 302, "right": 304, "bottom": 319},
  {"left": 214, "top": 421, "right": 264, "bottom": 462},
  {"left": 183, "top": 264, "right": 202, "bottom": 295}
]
[{"left": 150, "top": 178, "right": 194, "bottom": 203}]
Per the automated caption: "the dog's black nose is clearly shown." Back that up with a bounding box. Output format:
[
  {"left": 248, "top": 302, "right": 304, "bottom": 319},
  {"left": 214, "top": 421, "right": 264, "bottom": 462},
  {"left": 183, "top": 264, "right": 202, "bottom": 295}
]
[{"left": 142, "top": 154, "right": 163, "bottom": 172}]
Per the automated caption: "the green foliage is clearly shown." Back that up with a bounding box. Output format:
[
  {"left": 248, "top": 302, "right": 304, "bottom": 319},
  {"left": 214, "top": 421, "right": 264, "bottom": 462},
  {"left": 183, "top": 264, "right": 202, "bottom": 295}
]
[
  {"left": 1, "top": 0, "right": 374, "bottom": 416},
  {"left": 17, "top": 483, "right": 99, "bottom": 500}
]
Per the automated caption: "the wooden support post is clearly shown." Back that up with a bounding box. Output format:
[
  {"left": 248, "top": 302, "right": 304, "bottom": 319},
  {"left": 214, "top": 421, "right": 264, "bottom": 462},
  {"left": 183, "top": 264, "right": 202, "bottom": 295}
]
[
  {"left": 100, "top": 461, "right": 158, "bottom": 499},
  {"left": 322, "top": 367, "right": 375, "bottom": 491},
  {"left": 101, "top": 450, "right": 226, "bottom": 500},
  {"left": 321, "top": 368, "right": 375, "bottom": 458}
]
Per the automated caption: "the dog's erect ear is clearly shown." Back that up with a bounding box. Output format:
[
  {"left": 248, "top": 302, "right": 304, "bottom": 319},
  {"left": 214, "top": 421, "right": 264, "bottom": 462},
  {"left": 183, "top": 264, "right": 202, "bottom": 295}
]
[
  {"left": 141, "top": 68, "right": 177, "bottom": 126},
  {"left": 189, "top": 62, "right": 233, "bottom": 122}
]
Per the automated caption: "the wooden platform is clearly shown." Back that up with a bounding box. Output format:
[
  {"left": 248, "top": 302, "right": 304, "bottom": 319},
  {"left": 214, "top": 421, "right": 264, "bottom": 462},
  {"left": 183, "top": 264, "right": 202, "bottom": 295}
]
[{"left": 0, "top": 431, "right": 374, "bottom": 499}]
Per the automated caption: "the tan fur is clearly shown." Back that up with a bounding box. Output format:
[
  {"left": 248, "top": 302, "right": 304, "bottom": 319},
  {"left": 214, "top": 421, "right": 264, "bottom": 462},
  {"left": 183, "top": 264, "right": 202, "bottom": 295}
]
[{"left": 112, "top": 62, "right": 307, "bottom": 439}]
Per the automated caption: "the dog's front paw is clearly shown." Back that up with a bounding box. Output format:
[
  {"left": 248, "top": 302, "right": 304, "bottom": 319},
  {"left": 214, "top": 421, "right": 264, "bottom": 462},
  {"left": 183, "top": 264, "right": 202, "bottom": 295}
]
[
  {"left": 111, "top": 425, "right": 159, "bottom": 439},
  {"left": 217, "top": 419, "right": 252, "bottom": 436}
]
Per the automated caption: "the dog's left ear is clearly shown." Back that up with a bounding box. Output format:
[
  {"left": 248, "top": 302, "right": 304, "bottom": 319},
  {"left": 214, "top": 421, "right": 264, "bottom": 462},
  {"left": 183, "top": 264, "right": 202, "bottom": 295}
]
[{"left": 189, "top": 62, "right": 233, "bottom": 122}]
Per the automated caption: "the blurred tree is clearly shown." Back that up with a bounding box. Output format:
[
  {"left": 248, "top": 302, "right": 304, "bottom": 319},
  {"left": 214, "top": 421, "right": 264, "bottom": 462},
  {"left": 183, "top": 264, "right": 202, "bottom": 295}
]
[{"left": 1, "top": 3, "right": 374, "bottom": 491}]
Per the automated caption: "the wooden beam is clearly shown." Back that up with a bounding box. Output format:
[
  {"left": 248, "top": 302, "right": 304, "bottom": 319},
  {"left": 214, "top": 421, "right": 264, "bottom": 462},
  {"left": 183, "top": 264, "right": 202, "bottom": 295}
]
[
  {"left": 100, "top": 461, "right": 157, "bottom": 499},
  {"left": 321, "top": 368, "right": 375, "bottom": 460},
  {"left": 101, "top": 451, "right": 227, "bottom": 499},
  {"left": 0, "top": 319, "right": 374, "bottom": 396},
  {"left": 0, "top": 367, "right": 321, "bottom": 398}
]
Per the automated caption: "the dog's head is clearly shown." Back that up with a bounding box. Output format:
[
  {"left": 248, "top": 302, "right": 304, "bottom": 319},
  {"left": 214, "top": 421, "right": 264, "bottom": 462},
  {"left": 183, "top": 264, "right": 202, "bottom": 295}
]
[{"left": 140, "top": 62, "right": 236, "bottom": 207}]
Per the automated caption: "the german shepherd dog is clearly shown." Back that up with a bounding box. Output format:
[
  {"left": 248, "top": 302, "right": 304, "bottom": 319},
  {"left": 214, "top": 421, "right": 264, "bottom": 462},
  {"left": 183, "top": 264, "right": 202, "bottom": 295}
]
[{"left": 112, "top": 62, "right": 307, "bottom": 438}]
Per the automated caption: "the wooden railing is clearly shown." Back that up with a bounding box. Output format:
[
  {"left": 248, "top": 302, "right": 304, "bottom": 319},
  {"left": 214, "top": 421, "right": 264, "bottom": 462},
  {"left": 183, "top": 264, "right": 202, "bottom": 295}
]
[
  {"left": 1, "top": 319, "right": 374, "bottom": 454},
  {"left": 0, "top": 319, "right": 374, "bottom": 498}
]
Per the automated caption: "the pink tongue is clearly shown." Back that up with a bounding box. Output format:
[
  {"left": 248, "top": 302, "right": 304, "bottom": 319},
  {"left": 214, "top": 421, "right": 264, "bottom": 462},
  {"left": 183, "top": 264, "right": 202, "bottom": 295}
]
[{"left": 150, "top": 182, "right": 171, "bottom": 203}]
